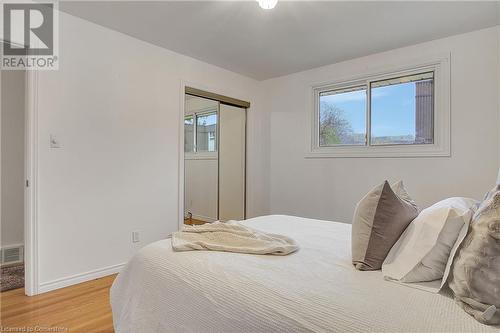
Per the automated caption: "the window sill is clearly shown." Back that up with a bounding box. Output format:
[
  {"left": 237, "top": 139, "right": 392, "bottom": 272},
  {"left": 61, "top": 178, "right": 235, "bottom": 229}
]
[
  {"left": 185, "top": 152, "right": 218, "bottom": 160},
  {"left": 305, "top": 143, "right": 450, "bottom": 158}
]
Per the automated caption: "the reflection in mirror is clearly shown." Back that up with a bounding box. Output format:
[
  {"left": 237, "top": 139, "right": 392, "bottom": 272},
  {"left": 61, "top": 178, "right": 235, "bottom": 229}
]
[
  {"left": 184, "top": 95, "right": 219, "bottom": 225},
  {"left": 196, "top": 112, "right": 217, "bottom": 152},
  {"left": 184, "top": 92, "right": 247, "bottom": 226},
  {"left": 184, "top": 115, "right": 194, "bottom": 153}
]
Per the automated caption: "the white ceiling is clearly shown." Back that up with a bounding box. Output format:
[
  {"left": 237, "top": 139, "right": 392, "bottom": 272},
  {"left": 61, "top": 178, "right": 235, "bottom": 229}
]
[{"left": 60, "top": 1, "right": 500, "bottom": 80}]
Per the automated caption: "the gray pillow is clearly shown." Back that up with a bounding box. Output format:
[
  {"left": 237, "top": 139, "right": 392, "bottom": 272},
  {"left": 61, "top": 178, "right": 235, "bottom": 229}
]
[
  {"left": 448, "top": 188, "right": 500, "bottom": 325},
  {"left": 352, "top": 181, "right": 419, "bottom": 271}
]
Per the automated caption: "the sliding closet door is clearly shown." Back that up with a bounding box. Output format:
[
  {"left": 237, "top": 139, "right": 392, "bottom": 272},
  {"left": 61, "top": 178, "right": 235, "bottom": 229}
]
[
  {"left": 184, "top": 95, "right": 219, "bottom": 224},
  {"left": 218, "top": 104, "right": 246, "bottom": 221}
]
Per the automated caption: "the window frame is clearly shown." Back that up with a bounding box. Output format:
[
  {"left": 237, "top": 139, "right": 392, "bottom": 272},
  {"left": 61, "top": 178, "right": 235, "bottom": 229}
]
[
  {"left": 307, "top": 55, "right": 450, "bottom": 158},
  {"left": 184, "top": 115, "right": 195, "bottom": 153},
  {"left": 184, "top": 109, "right": 218, "bottom": 158},
  {"left": 195, "top": 110, "right": 218, "bottom": 153},
  {"left": 318, "top": 84, "right": 368, "bottom": 147}
]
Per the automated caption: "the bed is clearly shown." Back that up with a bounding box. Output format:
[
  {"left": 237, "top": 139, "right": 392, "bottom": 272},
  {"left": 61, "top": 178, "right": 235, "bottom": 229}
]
[{"left": 110, "top": 215, "right": 499, "bottom": 332}]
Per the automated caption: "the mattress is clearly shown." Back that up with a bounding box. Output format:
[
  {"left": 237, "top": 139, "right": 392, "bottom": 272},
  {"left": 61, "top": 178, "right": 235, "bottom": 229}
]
[{"left": 110, "top": 215, "right": 499, "bottom": 332}]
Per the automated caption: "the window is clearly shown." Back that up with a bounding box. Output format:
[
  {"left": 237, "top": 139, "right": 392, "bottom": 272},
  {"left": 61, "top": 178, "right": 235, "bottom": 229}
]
[
  {"left": 310, "top": 57, "right": 449, "bottom": 158},
  {"left": 184, "top": 115, "right": 194, "bottom": 153},
  {"left": 196, "top": 112, "right": 217, "bottom": 152},
  {"left": 184, "top": 111, "right": 218, "bottom": 153},
  {"left": 319, "top": 86, "right": 366, "bottom": 146},
  {"left": 208, "top": 132, "right": 216, "bottom": 152},
  {"left": 370, "top": 72, "right": 434, "bottom": 145}
]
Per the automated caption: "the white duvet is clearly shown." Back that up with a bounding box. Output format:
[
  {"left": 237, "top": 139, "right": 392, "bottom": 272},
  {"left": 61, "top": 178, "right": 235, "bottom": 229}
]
[{"left": 110, "top": 215, "right": 498, "bottom": 333}]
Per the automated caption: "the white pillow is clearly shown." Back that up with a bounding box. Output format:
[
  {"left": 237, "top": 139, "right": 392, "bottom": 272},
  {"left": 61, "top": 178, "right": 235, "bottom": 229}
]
[{"left": 382, "top": 197, "right": 478, "bottom": 292}]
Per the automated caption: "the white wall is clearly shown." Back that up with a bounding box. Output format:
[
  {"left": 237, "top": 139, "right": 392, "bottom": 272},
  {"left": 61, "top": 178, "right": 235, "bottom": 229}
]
[
  {"left": 1, "top": 70, "right": 25, "bottom": 248},
  {"left": 263, "top": 27, "right": 500, "bottom": 223},
  {"left": 35, "top": 12, "right": 267, "bottom": 289}
]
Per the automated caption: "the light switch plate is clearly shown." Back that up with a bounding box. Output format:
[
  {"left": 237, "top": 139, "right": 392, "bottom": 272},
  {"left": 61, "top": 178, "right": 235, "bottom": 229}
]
[{"left": 132, "top": 231, "right": 140, "bottom": 243}]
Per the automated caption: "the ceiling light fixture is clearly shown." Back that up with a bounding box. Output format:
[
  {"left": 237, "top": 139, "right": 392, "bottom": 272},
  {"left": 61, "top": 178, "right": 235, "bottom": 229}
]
[{"left": 257, "top": 0, "right": 278, "bottom": 10}]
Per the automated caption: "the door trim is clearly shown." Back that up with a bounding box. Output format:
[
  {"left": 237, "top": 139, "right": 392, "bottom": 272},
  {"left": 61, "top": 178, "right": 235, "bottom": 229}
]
[
  {"left": 24, "top": 69, "right": 39, "bottom": 296},
  {"left": 185, "top": 86, "right": 250, "bottom": 109},
  {"left": 0, "top": 40, "right": 39, "bottom": 296}
]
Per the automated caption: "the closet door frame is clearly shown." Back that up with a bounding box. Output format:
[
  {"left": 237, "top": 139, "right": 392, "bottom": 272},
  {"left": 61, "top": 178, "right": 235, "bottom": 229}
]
[{"left": 178, "top": 81, "right": 250, "bottom": 230}]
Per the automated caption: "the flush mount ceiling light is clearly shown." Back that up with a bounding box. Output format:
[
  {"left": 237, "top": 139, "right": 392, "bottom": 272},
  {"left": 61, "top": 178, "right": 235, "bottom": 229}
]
[{"left": 257, "top": 0, "right": 278, "bottom": 10}]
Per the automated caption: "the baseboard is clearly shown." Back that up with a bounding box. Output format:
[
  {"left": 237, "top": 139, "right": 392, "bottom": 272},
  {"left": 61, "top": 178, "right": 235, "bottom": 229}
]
[
  {"left": 38, "top": 263, "right": 125, "bottom": 294},
  {"left": 1, "top": 262, "right": 24, "bottom": 268}
]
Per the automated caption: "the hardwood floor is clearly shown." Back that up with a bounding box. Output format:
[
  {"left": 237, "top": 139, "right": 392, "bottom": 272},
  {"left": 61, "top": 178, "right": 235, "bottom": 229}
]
[
  {"left": 184, "top": 218, "right": 208, "bottom": 225},
  {"left": 0, "top": 274, "right": 116, "bottom": 332}
]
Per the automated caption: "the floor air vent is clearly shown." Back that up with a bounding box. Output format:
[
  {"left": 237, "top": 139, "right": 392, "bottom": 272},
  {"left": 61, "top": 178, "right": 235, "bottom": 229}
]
[{"left": 1, "top": 245, "right": 24, "bottom": 265}]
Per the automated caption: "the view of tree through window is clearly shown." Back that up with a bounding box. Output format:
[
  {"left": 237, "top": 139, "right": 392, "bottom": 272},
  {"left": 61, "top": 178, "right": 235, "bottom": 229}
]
[
  {"left": 319, "top": 87, "right": 366, "bottom": 146},
  {"left": 318, "top": 71, "right": 434, "bottom": 147}
]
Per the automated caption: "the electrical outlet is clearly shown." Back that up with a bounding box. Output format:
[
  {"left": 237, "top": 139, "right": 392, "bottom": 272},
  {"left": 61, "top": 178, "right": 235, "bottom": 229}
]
[
  {"left": 50, "top": 134, "right": 61, "bottom": 148},
  {"left": 132, "top": 231, "right": 140, "bottom": 243}
]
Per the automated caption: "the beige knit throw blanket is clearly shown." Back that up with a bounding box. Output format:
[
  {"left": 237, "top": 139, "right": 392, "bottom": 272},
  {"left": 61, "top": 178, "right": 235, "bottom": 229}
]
[{"left": 172, "top": 221, "right": 299, "bottom": 255}]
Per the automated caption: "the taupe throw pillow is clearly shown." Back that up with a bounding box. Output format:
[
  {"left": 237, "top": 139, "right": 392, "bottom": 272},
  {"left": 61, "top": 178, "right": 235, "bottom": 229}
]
[
  {"left": 448, "top": 188, "right": 500, "bottom": 325},
  {"left": 352, "top": 181, "right": 419, "bottom": 271}
]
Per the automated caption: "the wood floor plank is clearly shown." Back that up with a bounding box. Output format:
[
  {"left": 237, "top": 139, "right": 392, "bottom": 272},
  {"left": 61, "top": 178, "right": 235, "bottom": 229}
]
[
  {"left": 184, "top": 218, "right": 208, "bottom": 225},
  {"left": 0, "top": 274, "right": 116, "bottom": 332}
]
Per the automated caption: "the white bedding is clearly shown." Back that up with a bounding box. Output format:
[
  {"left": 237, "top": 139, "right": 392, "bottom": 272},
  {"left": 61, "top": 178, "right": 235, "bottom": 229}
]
[
  {"left": 110, "top": 215, "right": 499, "bottom": 333},
  {"left": 172, "top": 220, "right": 299, "bottom": 255}
]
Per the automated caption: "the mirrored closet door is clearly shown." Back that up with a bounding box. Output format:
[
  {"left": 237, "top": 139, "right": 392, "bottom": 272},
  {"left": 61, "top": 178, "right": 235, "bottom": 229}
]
[{"left": 184, "top": 92, "right": 247, "bottom": 225}]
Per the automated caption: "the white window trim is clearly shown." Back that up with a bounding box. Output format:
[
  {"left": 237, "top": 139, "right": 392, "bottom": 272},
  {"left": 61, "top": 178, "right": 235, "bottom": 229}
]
[
  {"left": 184, "top": 109, "right": 218, "bottom": 154},
  {"left": 306, "top": 54, "right": 450, "bottom": 158},
  {"left": 185, "top": 152, "right": 218, "bottom": 160}
]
